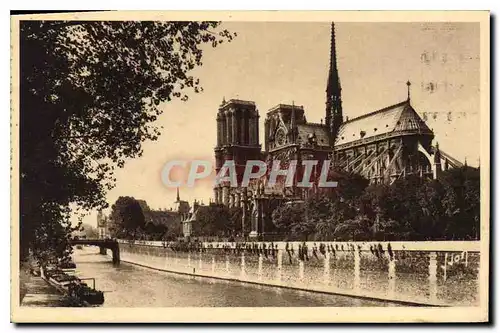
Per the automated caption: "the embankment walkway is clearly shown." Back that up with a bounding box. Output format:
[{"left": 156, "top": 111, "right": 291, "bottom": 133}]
[{"left": 20, "top": 274, "right": 68, "bottom": 307}]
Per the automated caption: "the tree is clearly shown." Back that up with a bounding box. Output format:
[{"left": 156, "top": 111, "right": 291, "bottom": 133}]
[
  {"left": 272, "top": 201, "right": 305, "bottom": 238},
  {"left": 440, "top": 166, "right": 481, "bottom": 240},
  {"left": 164, "top": 226, "right": 181, "bottom": 241},
  {"left": 109, "top": 196, "right": 146, "bottom": 239},
  {"left": 192, "top": 205, "right": 232, "bottom": 237},
  {"left": 228, "top": 206, "right": 243, "bottom": 236},
  {"left": 373, "top": 218, "right": 413, "bottom": 241},
  {"left": 271, "top": 197, "right": 332, "bottom": 241},
  {"left": 80, "top": 223, "right": 99, "bottom": 239},
  {"left": 335, "top": 171, "right": 370, "bottom": 202},
  {"left": 414, "top": 179, "right": 447, "bottom": 239},
  {"left": 19, "top": 21, "right": 236, "bottom": 263},
  {"left": 314, "top": 196, "right": 357, "bottom": 240},
  {"left": 144, "top": 222, "right": 168, "bottom": 241},
  {"left": 364, "top": 168, "right": 480, "bottom": 241},
  {"left": 333, "top": 215, "right": 373, "bottom": 241}
]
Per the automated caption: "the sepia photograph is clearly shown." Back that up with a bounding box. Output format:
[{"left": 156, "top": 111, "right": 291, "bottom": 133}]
[{"left": 10, "top": 10, "right": 490, "bottom": 323}]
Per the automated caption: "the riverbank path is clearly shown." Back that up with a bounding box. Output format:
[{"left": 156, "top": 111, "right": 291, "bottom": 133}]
[{"left": 20, "top": 274, "right": 67, "bottom": 307}]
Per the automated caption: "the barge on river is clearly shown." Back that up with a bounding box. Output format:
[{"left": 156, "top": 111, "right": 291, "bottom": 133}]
[{"left": 43, "top": 266, "right": 105, "bottom": 306}]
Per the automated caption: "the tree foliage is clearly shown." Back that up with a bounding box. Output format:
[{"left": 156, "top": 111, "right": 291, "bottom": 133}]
[
  {"left": 333, "top": 215, "right": 373, "bottom": 241},
  {"left": 108, "top": 196, "right": 146, "bottom": 239},
  {"left": 440, "top": 167, "right": 481, "bottom": 239},
  {"left": 272, "top": 201, "right": 307, "bottom": 239},
  {"left": 79, "top": 223, "right": 99, "bottom": 239},
  {"left": 270, "top": 167, "right": 480, "bottom": 241},
  {"left": 143, "top": 221, "right": 168, "bottom": 241},
  {"left": 19, "top": 20, "right": 236, "bottom": 263},
  {"left": 229, "top": 206, "right": 243, "bottom": 236},
  {"left": 192, "top": 205, "right": 232, "bottom": 237}
]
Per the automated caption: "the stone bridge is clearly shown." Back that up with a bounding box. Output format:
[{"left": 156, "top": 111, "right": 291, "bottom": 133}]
[{"left": 70, "top": 239, "right": 120, "bottom": 264}]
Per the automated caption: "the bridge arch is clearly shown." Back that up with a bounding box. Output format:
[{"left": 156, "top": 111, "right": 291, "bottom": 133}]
[{"left": 70, "top": 239, "right": 120, "bottom": 264}]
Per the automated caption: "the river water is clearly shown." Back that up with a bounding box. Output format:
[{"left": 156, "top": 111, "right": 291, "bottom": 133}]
[{"left": 72, "top": 247, "right": 398, "bottom": 307}]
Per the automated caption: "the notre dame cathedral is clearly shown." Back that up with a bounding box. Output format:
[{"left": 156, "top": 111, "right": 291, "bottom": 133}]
[{"left": 212, "top": 23, "right": 463, "bottom": 239}]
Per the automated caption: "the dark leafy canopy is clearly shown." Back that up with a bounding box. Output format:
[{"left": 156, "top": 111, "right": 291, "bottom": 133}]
[
  {"left": 193, "top": 205, "right": 232, "bottom": 237},
  {"left": 143, "top": 221, "right": 168, "bottom": 241},
  {"left": 108, "top": 197, "right": 182, "bottom": 241},
  {"left": 270, "top": 167, "right": 480, "bottom": 241},
  {"left": 108, "top": 196, "right": 146, "bottom": 239},
  {"left": 78, "top": 223, "right": 99, "bottom": 239},
  {"left": 272, "top": 201, "right": 306, "bottom": 236},
  {"left": 440, "top": 167, "right": 481, "bottom": 239},
  {"left": 20, "top": 21, "right": 236, "bottom": 263}
]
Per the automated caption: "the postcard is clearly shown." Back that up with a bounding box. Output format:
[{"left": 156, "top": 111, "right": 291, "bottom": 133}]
[{"left": 11, "top": 10, "right": 490, "bottom": 323}]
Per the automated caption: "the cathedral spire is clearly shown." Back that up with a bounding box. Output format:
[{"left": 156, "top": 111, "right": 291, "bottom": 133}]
[{"left": 325, "top": 22, "right": 343, "bottom": 142}]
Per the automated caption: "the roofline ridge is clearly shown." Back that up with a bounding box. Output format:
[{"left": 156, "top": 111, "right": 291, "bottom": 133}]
[
  {"left": 300, "top": 122, "right": 325, "bottom": 127},
  {"left": 343, "top": 100, "right": 409, "bottom": 124},
  {"left": 268, "top": 103, "right": 305, "bottom": 113}
]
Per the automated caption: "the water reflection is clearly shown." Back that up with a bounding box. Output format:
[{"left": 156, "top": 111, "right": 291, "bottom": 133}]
[{"left": 72, "top": 247, "right": 398, "bottom": 307}]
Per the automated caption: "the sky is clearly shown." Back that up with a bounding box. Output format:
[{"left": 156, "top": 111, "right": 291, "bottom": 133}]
[{"left": 81, "top": 22, "right": 480, "bottom": 227}]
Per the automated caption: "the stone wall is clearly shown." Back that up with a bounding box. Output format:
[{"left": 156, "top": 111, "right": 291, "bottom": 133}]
[{"left": 117, "top": 240, "right": 480, "bottom": 306}]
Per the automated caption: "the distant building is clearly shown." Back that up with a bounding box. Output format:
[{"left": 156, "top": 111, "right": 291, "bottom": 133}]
[
  {"left": 140, "top": 188, "right": 193, "bottom": 239},
  {"left": 143, "top": 209, "right": 182, "bottom": 239},
  {"left": 181, "top": 200, "right": 213, "bottom": 238},
  {"left": 97, "top": 210, "right": 108, "bottom": 239}
]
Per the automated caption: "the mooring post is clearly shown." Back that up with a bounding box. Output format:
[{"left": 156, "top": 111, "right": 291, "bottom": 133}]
[
  {"left": 388, "top": 255, "right": 396, "bottom": 298},
  {"left": 299, "top": 259, "right": 305, "bottom": 283},
  {"left": 258, "top": 253, "right": 263, "bottom": 281},
  {"left": 211, "top": 256, "right": 216, "bottom": 273},
  {"left": 323, "top": 250, "right": 330, "bottom": 286},
  {"left": 240, "top": 251, "right": 246, "bottom": 277},
  {"left": 353, "top": 246, "right": 361, "bottom": 291},
  {"left": 277, "top": 249, "right": 283, "bottom": 283},
  {"left": 429, "top": 251, "right": 438, "bottom": 302},
  {"left": 476, "top": 260, "right": 481, "bottom": 299},
  {"left": 442, "top": 253, "right": 448, "bottom": 282}
]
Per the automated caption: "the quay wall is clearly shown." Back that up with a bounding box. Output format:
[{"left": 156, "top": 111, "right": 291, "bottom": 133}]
[{"left": 115, "top": 240, "right": 480, "bottom": 306}]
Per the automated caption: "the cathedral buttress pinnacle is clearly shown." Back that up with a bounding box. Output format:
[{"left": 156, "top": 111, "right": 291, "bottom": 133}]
[{"left": 290, "top": 101, "right": 298, "bottom": 142}]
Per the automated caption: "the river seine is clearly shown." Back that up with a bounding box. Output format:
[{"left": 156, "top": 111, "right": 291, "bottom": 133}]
[{"left": 72, "top": 247, "right": 398, "bottom": 307}]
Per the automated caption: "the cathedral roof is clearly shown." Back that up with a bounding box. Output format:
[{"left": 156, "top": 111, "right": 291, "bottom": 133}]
[
  {"left": 335, "top": 100, "right": 433, "bottom": 147},
  {"left": 297, "top": 123, "right": 330, "bottom": 147},
  {"left": 268, "top": 104, "right": 304, "bottom": 114},
  {"left": 144, "top": 210, "right": 180, "bottom": 226}
]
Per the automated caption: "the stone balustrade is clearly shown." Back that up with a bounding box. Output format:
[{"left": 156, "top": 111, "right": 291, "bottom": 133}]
[{"left": 116, "top": 240, "right": 480, "bottom": 307}]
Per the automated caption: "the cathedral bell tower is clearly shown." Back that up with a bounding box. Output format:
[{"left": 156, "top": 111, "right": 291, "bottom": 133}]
[
  {"left": 325, "top": 22, "right": 343, "bottom": 144},
  {"left": 214, "top": 98, "right": 261, "bottom": 206}
]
